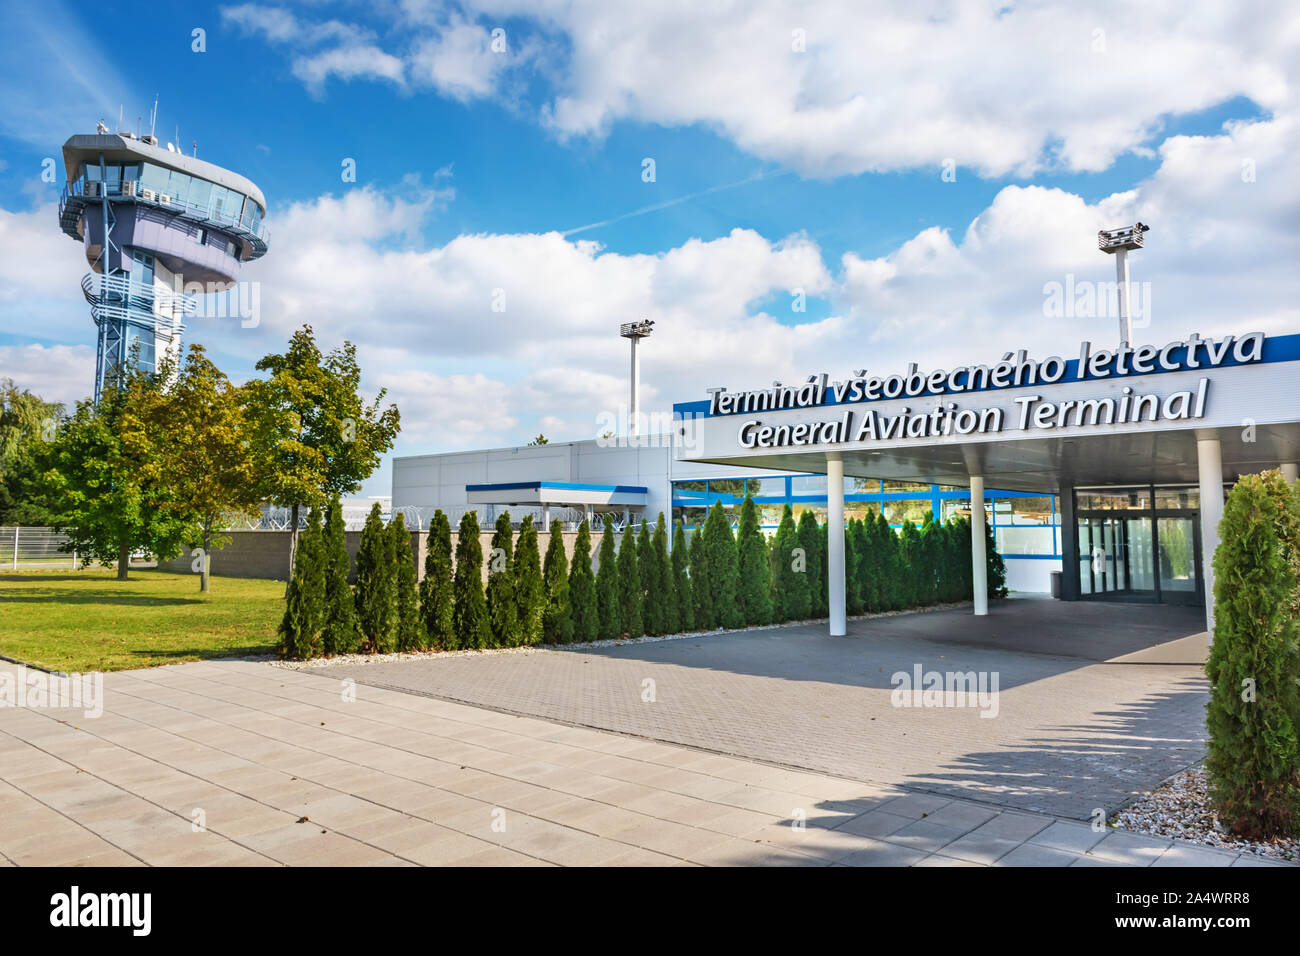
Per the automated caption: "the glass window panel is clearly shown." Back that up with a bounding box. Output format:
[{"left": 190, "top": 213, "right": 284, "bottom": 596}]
[
  {"left": 995, "top": 526, "right": 1054, "bottom": 555},
  {"left": 883, "top": 480, "right": 931, "bottom": 493},
  {"left": 706, "top": 478, "right": 747, "bottom": 498},
  {"left": 1076, "top": 487, "right": 1151, "bottom": 510},
  {"left": 1004, "top": 497, "right": 1055, "bottom": 525},
  {"left": 883, "top": 500, "right": 931, "bottom": 525},
  {"left": 84, "top": 165, "right": 102, "bottom": 182},
  {"left": 758, "top": 504, "right": 785, "bottom": 526},
  {"left": 791, "top": 476, "right": 827, "bottom": 495},
  {"left": 186, "top": 177, "right": 212, "bottom": 211},
  {"left": 1154, "top": 487, "right": 1199, "bottom": 510},
  {"left": 849, "top": 477, "right": 881, "bottom": 493},
  {"left": 672, "top": 480, "right": 707, "bottom": 494},
  {"left": 746, "top": 477, "right": 785, "bottom": 498},
  {"left": 844, "top": 502, "right": 881, "bottom": 523},
  {"left": 1157, "top": 517, "right": 1197, "bottom": 591},
  {"left": 792, "top": 503, "right": 827, "bottom": 524},
  {"left": 672, "top": 506, "right": 707, "bottom": 528},
  {"left": 140, "top": 164, "right": 169, "bottom": 194}
]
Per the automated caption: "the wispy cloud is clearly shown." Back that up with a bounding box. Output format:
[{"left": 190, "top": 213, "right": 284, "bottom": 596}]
[{"left": 561, "top": 172, "right": 787, "bottom": 237}]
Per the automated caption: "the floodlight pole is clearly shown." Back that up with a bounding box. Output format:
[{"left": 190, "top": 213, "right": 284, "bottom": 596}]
[
  {"left": 1114, "top": 246, "right": 1131, "bottom": 347},
  {"left": 1098, "top": 222, "right": 1148, "bottom": 348},
  {"left": 629, "top": 334, "right": 641, "bottom": 436},
  {"left": 620, "top": 320, "right": 654, "bottom": 437}
]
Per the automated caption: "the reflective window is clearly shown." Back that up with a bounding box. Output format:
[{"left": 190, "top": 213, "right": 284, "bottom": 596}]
[
  {"left": 1154, "top": 487, "right": 1199, "bottom": 510},
  {"left": 884, "top": 500, "right": 932, "bottom": 525},
  {"left": 746, "top": 477, "right": 785, "bottom": 498},
  {"left": 791, "top": 475, "right": 827, "bottom": 494},
  {"left": 883, "top": 480, "right": 931, "bottom": 493}
]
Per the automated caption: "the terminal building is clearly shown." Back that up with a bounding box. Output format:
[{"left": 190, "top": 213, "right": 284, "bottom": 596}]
[
  {"left": 58, "top": 122, "right": 269, "bottom": 399},
  {"left": 392, "top": 327, "right": 1300, "bottom": 637}
]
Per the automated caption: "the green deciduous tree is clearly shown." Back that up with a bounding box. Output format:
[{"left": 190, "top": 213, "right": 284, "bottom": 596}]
[
  {"left": 129, "top": 345, "right": 262, "bottom": 593},
  {"left": 419, "top": 509, "right": 455, "bottom": 649},
  {"left": 354, "top": 503, "right": 395, "bottom": 652},
  {"left": 44, "top": 366, "right": 189, "bottom": 580},
  {"left": 0, "top": 379, "right": 61, "bottom": 525},
  {"left": 541, "top": 519, "right": 572, "bottom": 645},
  {"left": 671, "top": 520, "right": 693, "bottom": 632},
  {"left": 1205, "top": 472, "right": 1300, "bottom": 839},
  {"left": 246, "top": 325, "right": 400, "bottom": 584},
  {"left": 391, "top": 513, "right": 422, "bottom": 651},
  {"left": 771, "top": 504, "right": 810, "bottom": 622},
  {"left": 321, "top": 496, "right": 359, "bottom": 655},
  {"left": 568, "top": 519, "right": 598, "bottom": 642},
  {"left": 453, "top": 511, "right": 492, "bottom": 650},
  {"left": 617, "top": 523, "right": 644, "bottom": 638},
  {"left": 704, "top": 502, "right": 744, "bottom": 629},
  {"left": 278, "top": 506, "right": 325, "bottom": 659},
  {"left": 486, "top": 512, "right": 518, "bottom": 647},
  {"left": 596, "top": 520, "right": 621, "bottom": 640},
  {"left": 737, "top": 496, "right": 773, "bottom": 626},
  {"left": 514, "top": 515, "right": 544, "bottom": 646}
]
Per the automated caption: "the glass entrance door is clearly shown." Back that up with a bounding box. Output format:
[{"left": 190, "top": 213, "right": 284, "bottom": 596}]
[
  {"left": 1156, "top": 517, "right": 1201, "bottom": 604},
  {"left": 1073, "top": 484, "right": 1205, "bottom": 606}
]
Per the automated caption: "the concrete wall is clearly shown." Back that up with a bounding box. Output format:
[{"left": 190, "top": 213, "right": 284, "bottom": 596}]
[{"left": 157, "top": 528, "right": 627, "bottom": 583}]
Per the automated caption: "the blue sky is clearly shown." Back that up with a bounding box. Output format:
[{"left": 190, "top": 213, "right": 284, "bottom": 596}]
[{"left": 2, "top": 1, "right": 1297, "bottom": 497}]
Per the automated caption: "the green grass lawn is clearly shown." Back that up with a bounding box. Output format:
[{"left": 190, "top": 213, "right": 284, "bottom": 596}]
[{"left": 0, "top": 569, "right": 283, "bottom": 672}]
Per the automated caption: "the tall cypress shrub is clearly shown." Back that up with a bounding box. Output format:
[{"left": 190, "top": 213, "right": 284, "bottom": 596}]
[
  {"left": 845, "top": 518, "right": 864, "bottom": 615},
  {"left": 898, "top": 521, "right": 923, "bottom": 607},
  {"left": 689, "top": 523, "right": 713, "bottom": 628},
  {"left": 796, "top": 510, "right": 825, "bottom": 618},
  {"left": 419, "top": 509, "right": 455, "bottom": 650},
  {"left": 1205, "top": 473, "right": 1300, "bottom": 838},
  {"left": 354, "top": 503, "right": 395, "bottom": 652},
  {"left": 453, "top": 511, "right": 491, "bottom": 650},
  {"left": 617, "top": 526, "right": 644, "bottom": 638},
  {"left": 278, "top": 506, "right": 325, "bottom": 659},
  {"left": 637, "top": 520, "right": 661, "bottom": 636},
  {"left": 985, "top": 520, "right": 1008, "bottom": 599},
  {"left": 391, "top": 513, "right": 422, "bottom": 651},
  {"left": 653, "top": 513, "right": 676, "bottom": 635},
  {"left": 671, "top": 520, "right": 694, "bottom": 631},
  {"left": 876, "top": 512, "right": 903, "bottom": 610},
  {"left": 771, "top": 504, "right": 810, "bottom": 621},
  {"left": 919, "top": 514, "right": 942, "bottom": 605},
  {"left": 541, "top": 519, "right": 572, "bottom": 644},
  {"left": 736, "top": 496, "right": 773, "bottom": 626},
  {"left": 321, "top": 496, "right": 359, "bottom": 655},
  {"left": 596, "top": 521, "right": 621, "bottom": 640},
  {"left": 568, "top": 519, "right": 598, "bottom": 642},
  {"left": 704, "top": 502, "right": 744, "bottom": 629},
  {"left": 486, "top": 512, "right": 518, "bottom": 647},
  {"left": 514, "top": 515, "right": 544, "bottom": 646}
]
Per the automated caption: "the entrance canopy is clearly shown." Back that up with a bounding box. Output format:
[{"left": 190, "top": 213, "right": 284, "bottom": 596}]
[
  {"left": 672, "top": 330, "right": 1300, "bottom": 636},
  {"left": 466, "top": 480, "right": 648, "bottom": 509},
  {"left": 672, "top": 331, "right": 1300, "bottom": 492}
]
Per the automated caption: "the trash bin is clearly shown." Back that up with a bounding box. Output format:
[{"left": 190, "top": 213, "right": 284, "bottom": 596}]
[{"left": 1049, "top": 570, "right": 1062, "bottom": 599}]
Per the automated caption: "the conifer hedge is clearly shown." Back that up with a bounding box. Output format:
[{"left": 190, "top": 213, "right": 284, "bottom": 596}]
[{"left": 278, "top": 494, "right": 1010, "bottom": 660}]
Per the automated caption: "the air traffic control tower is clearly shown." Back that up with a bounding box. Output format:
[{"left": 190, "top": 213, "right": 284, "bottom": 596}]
[{"left": 58, "top": 123, "right": 269, "bottom": 399}]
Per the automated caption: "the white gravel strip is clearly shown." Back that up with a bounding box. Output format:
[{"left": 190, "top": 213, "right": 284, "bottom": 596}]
[
  {"left": 272, "top": 601, "right": 972, "bottom": 670},
  {"left": 1112, "top": 763, "right": 1300, "bottom": 861}
]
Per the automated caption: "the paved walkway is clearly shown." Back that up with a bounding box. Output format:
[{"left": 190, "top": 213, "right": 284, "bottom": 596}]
[
  {"left": 0, "top": 658, "right": 1285, "bottom": 866},
  {"left": 320, "top": 600, "right": 1211, "bottom": 820}
]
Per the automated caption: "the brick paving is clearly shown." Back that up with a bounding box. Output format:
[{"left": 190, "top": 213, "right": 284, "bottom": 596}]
[
  {"left": 0, "top": 657, "right": 1285, "bottom": 867},
  {"left": 320, "top": 599, "right": 1211, "bottom": 820}
]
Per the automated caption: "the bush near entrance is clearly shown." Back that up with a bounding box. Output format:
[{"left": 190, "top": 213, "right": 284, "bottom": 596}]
[{"left": 1205, "top": 470, "right": 1300, "bottom": 839}]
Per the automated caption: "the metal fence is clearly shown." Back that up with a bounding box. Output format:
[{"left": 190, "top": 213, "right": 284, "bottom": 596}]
[{"left": 1, "top": 527, "right": 78, "bottom": 570}]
